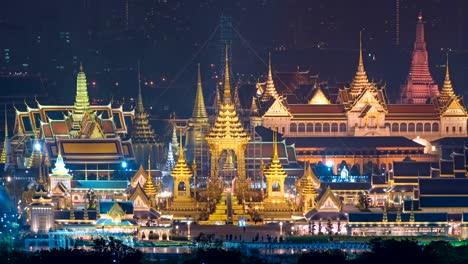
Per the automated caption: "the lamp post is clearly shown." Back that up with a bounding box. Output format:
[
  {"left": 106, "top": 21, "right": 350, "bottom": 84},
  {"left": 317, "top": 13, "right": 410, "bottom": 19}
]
[
  {"left": 279, "top": 221, "right": 283, "bottom": 237},
  {"left": 187, "top": 219, "right": 191, "bottom": 239}
]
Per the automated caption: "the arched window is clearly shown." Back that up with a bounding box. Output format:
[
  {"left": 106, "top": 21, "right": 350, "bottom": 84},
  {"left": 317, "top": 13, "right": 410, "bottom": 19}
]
[
  {"left": 408, "top": 123, "right": 415, "bottom": 132},
  {"left": 331, "top": 123, "right": 338, "bottom": 132},
  {"left": 416, "top": 123, "right": 423, "bottom": 132},
  {"left": 339, "top": 123, "right": 347, "bottom": 132},
  {"left": 384, "top": 122, "right": 390, "bottom": 128},
  {"left": 432, "top": 123, "right": 439, "bottom": 132},
  {"left": 298, "top": 123, "right": 305, "bottom": 133},
  {"left": 290, "top": 123, "right": 297, "bottom": 133},
  {"left": 400, "top": 123, "right": 407, "bottom": 132},
  {"left": 315, "top": 123, "right": 322, "bottom": 132},
  {"left": 306, "top": 123, "right": 313, "bottom": 132},
  {"left": 272, "top": 182, "right": 280, "bottom": 192},
  {"left": 424, "top": 123, "right": 431, "bottom": 132},
  {"left": 392, "top": 123, "right": 399, "bottom": 132},
  {"left": 178, "top": 181, "right": 186, "bottom": 191},
  {"left": 323, "top": 123, "right": 330, "bottom": 132}
]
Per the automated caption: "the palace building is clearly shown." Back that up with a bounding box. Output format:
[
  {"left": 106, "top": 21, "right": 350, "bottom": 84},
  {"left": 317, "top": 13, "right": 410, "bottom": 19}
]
[{"left": 10, "top": 65, "right": 135, "bottom": 177}]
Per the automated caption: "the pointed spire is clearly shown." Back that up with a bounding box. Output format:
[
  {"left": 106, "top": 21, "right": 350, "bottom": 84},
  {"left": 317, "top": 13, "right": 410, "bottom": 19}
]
[
  {"left": 164, "top": 142, "right": 175, "bottom": 171},
  {"left": 261, "top": 53, "right": 280, "bottom": 102},
  {"left": 131, "top": 62, "right": 157, "bottom": 145},
  {"left": 136, "top": 61, "right": 145, "bottom": 114},
  {"left": 272, "top": 128, "right": 278, "bottom": 160},
  {"left": 358, "top": 31, "right": 364, "bottom": 72},
  {"left": 191, "top": 64, "right": 208, "bottom": 121},
  {"left": 440, "top": 53, "right": 455, "bottom": 100},
  {"left": 1, "top": 105, "right": 8, "bottom": 164},
  {"left": 171, "top": 124, "right": 179, "bottom": 155},
  {"left": 144, "top": 153, "right": 157, "bottom": 196},
  {"left": 349, "top": 31, "right": 369, "bottom": 97},
  {"left": 223, "top": 44, "right": 232, "bottom": 104},
  {"left": 250, "top": 96, "right": 259, "bottom": 116},
  {"left": 171, "top": 128, "right": 193, "bottom": 178},
  {"left": 416, "top": 11, "right": 425, "bottom": 45},
  {"left": 72, "top": 63, "right": 91, "bottom": 128}
]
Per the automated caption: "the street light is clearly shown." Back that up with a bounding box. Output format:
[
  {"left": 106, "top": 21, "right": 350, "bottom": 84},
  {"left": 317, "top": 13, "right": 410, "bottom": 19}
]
[
  {"left": 187, "top": 219, "right": 192, "bottom": 239},
  {"left": 279, "top": 222, "right": 283, "bottom": 237}
]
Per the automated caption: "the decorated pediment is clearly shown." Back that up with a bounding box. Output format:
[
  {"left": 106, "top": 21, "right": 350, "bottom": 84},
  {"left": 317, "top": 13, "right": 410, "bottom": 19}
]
[
  {"left": 131, "top": 165, "right": 148, "bottom": 188},
  {"left": 350, "top": 89, "right": 387, "bottom": 114},
  {"left": 308, "top": 88, "right": 330, "bottom": 105},
  {"left": 263, "top": 99, "right": 292, "bottom": 117},
  {"left": 316, "top": 186, "right": 342, "bottom": 212},
  {"left": 129, "top": 184, "right": 150, "bottom": 210},
  {"left": 441, "top": 99, "right": 468, "bottom": 117}
]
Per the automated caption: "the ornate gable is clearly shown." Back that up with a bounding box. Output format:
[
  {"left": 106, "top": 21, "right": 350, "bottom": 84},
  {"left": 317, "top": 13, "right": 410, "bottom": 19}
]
[
  {"left": 129, "top": 183, "right": 150, "bottom": 211},
  {"left": 308, "top": 88, "right": 330, "bottom": 105},
  {"left": 441, "top": 99, "right": 468, "bottom": 117},
  {"left": 263, "top": 98, "right": 292, "bottom": 117},
  {"left": 316, "top": 186, "right": 342, "bottom": 212},
  {"left": 130, "top": 164, "right": 148, "bottom": 188},
  {"left": 349, "top": 88, "right": 387, "bottom": 114}
]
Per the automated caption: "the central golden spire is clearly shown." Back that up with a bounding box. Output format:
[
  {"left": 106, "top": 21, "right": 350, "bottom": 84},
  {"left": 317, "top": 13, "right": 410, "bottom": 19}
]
[
  {"left": 136, "top": 62, "right": 145, "bottom": 114},
  {"left": 72, "top": 63, "right": 91, "bottom": 126},
  {"left": 223, "top": 45, "right": 232, "bottom": 104}
]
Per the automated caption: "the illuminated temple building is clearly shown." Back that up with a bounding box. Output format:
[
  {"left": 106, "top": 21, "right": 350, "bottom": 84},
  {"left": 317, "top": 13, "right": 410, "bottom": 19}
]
[
  {"left": 15, "top": 12, "right": 468, "bottom": 243},
  {"left": 11, "top": 65, "right": 134, "bottom": 177}
]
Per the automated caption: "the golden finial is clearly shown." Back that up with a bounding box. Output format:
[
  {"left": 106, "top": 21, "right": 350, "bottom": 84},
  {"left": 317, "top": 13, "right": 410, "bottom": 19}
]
[
  {"left": 136, "top": 61, "right": 144, "bottom": 113},
  {"left": 197, "top": 63, "right": 202, "bottom": 87},
  {"left": 358, "top": 31, "right": 364, "bottom": 70},
  {"left": 178, "top": 127, "right": 184, "bottom": 159},
  {"left": 272, "top": 127, "right": 278, "bottom": 159},
  {"left": 79, "top": 62, "right": 84, "bottom": 72},
  {"left": 445, "top": 52, "right": 450, "bottom": 79},
  {"left": 148, "top": 152, "right": 151, "bottom": 176},
  {"left": 268, "top": 52, "right": 272, "bottom": 80},
  {"left": 223, "top": 44, "right": 231, "bottom": 103},
  {"left": 418, "top": 10, "right": 422, "bottom": 21}
]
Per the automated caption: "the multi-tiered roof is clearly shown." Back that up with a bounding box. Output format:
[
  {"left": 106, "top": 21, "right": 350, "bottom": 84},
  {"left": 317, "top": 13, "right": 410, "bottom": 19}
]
[
  {"left": 131, "top": 66, "right": 157, "bottom": 144},
  {"left": 206, "top": 47, "right": 250, "bottom": 141}
]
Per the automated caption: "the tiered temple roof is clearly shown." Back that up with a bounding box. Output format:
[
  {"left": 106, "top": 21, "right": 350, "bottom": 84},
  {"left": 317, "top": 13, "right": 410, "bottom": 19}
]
[
  {"left": 131, "top": 66, "right": 157, "bottom": 144},
  {"left": 400, "top": 12, "right": 439, "bottom": 104},
  {"left": 258, "top": 54, "right": 280, "bottom": 102},
  {"left": 189, "top": 64, "right": 209, "bottom": 125},
  {"left": 206, "top": 47, "right": 250, "bottom": 141}
]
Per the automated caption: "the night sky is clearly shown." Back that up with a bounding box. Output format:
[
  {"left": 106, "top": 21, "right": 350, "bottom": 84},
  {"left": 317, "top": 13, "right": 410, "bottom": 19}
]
[{"left": 1, "top": 0, "right": 467, "bottom": 118}]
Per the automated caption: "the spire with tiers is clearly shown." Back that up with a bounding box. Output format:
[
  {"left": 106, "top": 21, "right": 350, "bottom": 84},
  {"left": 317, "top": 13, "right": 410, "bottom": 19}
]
[
  {"left": 71, "top": 63, "right": 91, "bottom": 129},
  {"left": 264, "top": 129, "right": 287, "bottom": 200},
  {"left": 206, "top": 46, "right": 249, "bottom": 140},
  {"left": 132, "top": 63, "right": 157, "bottom": 144},
  {"left": 164, "top": 142, "right": 175, "bottom": 172},
  {"left": 171, "top": 125, "right": 179, "bottom": 155},
  {"left": 144, "top": 154, "right": 157, "bottom": 197},
  {"left": 400, "top": 11, "right": 439, "bottom": 104},
  {"left": 349, "top": 32, "right": 370, "bottom": 98},
  {"left": 298, "top": 162, "right": 318, "bottom": 213},
  {"left": 189, "top": 64, "right": 209, "bottom": 124},
  {"left": 171, "top": 129, "right": 193, "bottom": 200},
  {"left": 49, "top": 150, "right": 73, "bottom": 191},
  {"left": 439, "top": 55, "right": 456, "bottom": 104},
  {"left": 1, "top": 106, "right": 8, "bottom": 164},
  {"left": 206, "top": 45, "right": 250, "bottom": 188},
  {"left": 261, "top": 53, "right": 280, "bottom": 102}
]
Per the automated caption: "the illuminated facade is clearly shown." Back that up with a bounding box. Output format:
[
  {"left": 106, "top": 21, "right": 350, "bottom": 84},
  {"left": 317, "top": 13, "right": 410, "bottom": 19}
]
[
  {"left": 11, "top": 65, "right": 134, "bottom": 177},
  {"left": 261, "top": 32, "right": 467, "bottom": 148},
  {"left": 400, "top": 12, "right": 439, "bottom": 104}
]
